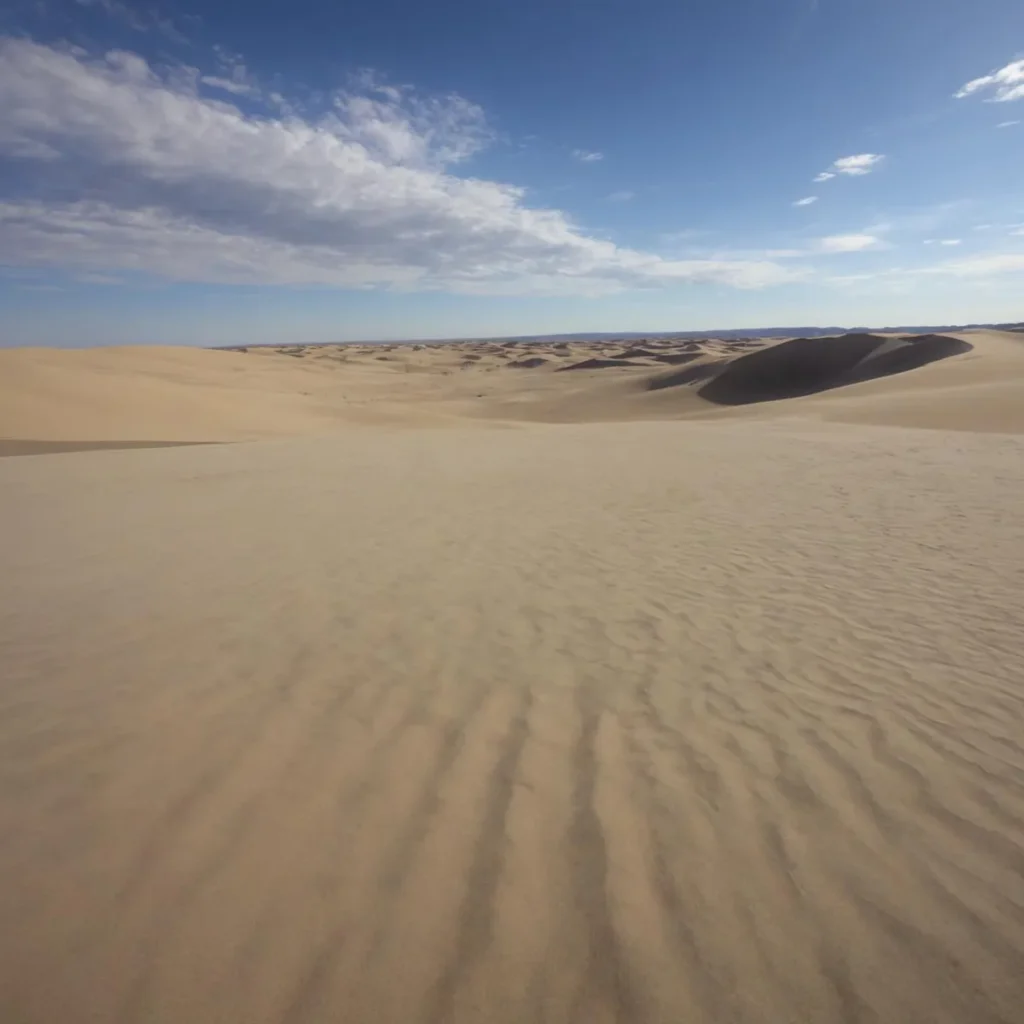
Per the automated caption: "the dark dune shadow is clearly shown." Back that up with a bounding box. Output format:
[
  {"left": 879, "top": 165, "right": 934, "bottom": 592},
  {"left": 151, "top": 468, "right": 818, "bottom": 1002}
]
[
  {"left": 859, "top": 334, "right": 974, "bottom": 380},
  {"left": 696, "top": 333, "right": 973, "bottom": 406},
  {"left": 652, "top": 352, "right": 704, "bottom": 366},
  {"left": 557, "top": 358, "right": 644, "bottom": 372},
  {"left": 618, "top": 347, "right": 662, "bottom": 360},
  {"left": 508, "top": 357, "right": 549, "bottom": 369},
  {"left": 646, "top": 360, "right": 724, "bottom": 391},
  {"left": 0, "top": 440, "right": 218, "bottom": 458}
]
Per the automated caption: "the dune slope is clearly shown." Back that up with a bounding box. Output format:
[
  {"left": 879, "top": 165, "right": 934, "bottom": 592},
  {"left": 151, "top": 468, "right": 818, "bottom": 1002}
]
[{"left": 696, "top": 332, "right": 973, "bottom": 405}]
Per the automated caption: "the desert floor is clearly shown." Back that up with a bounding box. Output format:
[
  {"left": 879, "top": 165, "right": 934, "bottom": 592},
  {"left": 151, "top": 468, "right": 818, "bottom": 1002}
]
[{"left": 2, "top": 330, "right": 1024, "bottom": 1023}]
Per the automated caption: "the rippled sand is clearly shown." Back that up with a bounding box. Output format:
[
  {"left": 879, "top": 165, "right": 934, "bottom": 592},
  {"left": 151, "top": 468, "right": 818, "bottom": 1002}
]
[{"left": 2, "top": 333, "right": 1024, "bottom": 1023}]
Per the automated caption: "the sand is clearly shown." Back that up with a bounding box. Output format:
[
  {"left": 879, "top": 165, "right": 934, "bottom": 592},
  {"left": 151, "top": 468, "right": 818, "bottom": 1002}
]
[{"left": 2, "top": 330, "right": 1024, "bottom": 1023}]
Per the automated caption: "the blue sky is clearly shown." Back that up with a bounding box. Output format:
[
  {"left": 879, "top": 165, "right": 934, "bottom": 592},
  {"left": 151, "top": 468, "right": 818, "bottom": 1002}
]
[{"left": 0, "top": 0, "right": 1022, "bottom": 346}]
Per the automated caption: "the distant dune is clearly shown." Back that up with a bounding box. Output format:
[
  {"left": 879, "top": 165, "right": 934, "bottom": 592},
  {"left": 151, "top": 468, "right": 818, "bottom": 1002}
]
[
  {"left": 3, "top": 329, "right": 1024, "bottom": 450},
  {"left": 2, "top": 328, "right": 1024, "bottom": 1024},
  {"left": 697, "top": 332, "right": 974, "bottom": 405}
]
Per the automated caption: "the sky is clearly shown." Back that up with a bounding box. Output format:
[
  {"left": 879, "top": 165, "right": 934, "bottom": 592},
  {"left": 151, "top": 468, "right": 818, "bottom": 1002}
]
[{"left": 0, "top": 0, "right": 1022, "bottom": 346}]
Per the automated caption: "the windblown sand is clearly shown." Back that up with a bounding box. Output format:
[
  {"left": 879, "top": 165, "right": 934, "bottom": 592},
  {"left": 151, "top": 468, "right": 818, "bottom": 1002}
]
[{"left": 2, "top": 331, "right": 1024, "bottom": 1023}]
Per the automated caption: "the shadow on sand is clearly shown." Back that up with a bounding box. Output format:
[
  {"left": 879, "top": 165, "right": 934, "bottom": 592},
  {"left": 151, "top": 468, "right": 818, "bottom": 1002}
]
[{"left": 645, "top": 333, "right": 973, "bottom": 405}]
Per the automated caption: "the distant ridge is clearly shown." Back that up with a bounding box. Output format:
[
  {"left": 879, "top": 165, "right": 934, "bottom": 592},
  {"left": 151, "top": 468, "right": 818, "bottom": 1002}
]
[{"left": 220, "top": 322, "right": 1023, "bottom": 350}]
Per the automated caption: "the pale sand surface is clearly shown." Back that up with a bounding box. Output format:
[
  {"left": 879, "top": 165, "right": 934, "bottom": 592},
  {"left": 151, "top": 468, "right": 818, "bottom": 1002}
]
[{"left": 2, "top": 331, "right": 1024, "bottom": 1023}]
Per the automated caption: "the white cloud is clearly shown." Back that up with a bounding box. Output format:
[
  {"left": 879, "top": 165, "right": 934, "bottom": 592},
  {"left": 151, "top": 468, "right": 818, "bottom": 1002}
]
[
  {"left": 0, "top": 200, "right": 800, "bottom": 294},
  {"left": 939, "top": 238, "right": 962, "bottom": 246},
  {"left": 813, "top": 154, "right": 883, "bottom": 182},
  {"left": 0, "top": 39, "right": 797, "bottom": 295},
  {"left": 832, "top": 153, "right": 884, "bottom": 176},
  {"left": 200, "top": 75, "right": 258, "bottom": 97},
  {"left": 997, "top": 120, "right": 1020, "bottom": 127},
  {"left": 955, "top": 59, "right": 1024, "bottom": 103},
  {"left": 792, "top": 196, "right": 818, "bottom": 206},
  {"left": 1012, "top": 227, "right": 1024, "bottom": 236},
  {"left": 606, "top": 190, "right": 635, "bottom": 202},
  {"left": 816, "top": 233, "right": 882, "bottom": 253},
  {"left": 572, "top": 149, "right": 604, "bottom": 162}
]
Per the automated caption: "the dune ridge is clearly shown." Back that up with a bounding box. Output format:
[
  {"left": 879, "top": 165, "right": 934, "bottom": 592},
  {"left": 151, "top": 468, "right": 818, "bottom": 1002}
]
[{"left": 3, "top": 330, "right": 1023, "bottom": 451}]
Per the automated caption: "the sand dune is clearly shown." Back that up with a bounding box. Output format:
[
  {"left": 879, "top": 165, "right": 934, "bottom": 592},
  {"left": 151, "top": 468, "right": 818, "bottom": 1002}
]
[
  {"left": 3, "top": 331, "right": 1024, "bottom": 1023},
  {"left": 5, "top": 329, "right": 1024, "bottom": 449},
  {"left": 697, "top": 333, "right": 974, "bottom": 405},
  {"left": 0, "top": 345, "right": 346, "bottom": 449}
]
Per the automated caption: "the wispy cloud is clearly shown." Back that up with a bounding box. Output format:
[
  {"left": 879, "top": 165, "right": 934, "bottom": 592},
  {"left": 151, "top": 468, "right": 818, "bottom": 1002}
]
[
  {"left": 74, "top": 0, "right": 188, "bottom": 42},
  {"left": 199, "top": 45, "right": 261, "bottom": 98},
  {"left": 0, "top": 39, "right": 798, "bottom": 295},
  {"left": 792, "top": 196, "right": 818, "bottom": 206},
  {"left": 830, "top": 249, "right": 1024, "bottom": 286},
  {"left": 606, "top": 190, "right": 635, "bottom": 202},
  {"left": 812, "top": 154, "right": 884, "bottom": 183},
  {"left": 816, "top": 233, "right": 883, "bottom": 253},
  {"left": 997, "top": 120, "right": 1020, "bottom": 127},
  {"left": 974, "top": 222, "right": 1024, "bottom": 235},
  {"left": 955, "top": 59, "right": 1024, "bottom": 103},
  {"left": 914, "top": 253, "right": 1024, "bottom": 277},
  {"left": 572, "top": 148, "right": 604, "bottom": 162},
  {"left": 698, "top": 234, "right": 884, "bottom": 261},
  {"left": 824, "top": 272, "right": 877, "bottom": 285},
  {"left": 76, "top": 271, "right": 124, "bottom": 284},
  {"left": 923, "top": 238, "right": 962, "bottom": 246}
]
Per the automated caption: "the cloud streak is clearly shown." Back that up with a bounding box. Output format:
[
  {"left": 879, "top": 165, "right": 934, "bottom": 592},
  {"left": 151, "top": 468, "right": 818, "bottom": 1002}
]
[
  {"left": 915, "top": 252, "right": 1024, "bottom": 277},
  {"left": 73, "top": 0, "right": 188, "bottom": 42},
  {"left": 955, "top": 59, "right": 1024, "bottom": 103},
  {"left": 812, "top": 154, "right": 884, "bottom": 183},
  {"left": 0, "top": 38, "right": 797, "bottom": 295},
  {"left": 793, "top": 196, "right": 818, "bottom": 206},
  {"left": 816, "top": 234, "right": 882, "bottom": 253},
  {"left": 571, "top": 148, "right": 604, "bottom": 162}
]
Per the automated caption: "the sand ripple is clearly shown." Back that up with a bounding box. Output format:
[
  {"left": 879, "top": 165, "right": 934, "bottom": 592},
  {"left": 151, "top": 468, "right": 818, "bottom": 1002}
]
[{"left": 2, "top": 421, "right": 1024, "bottom": 1023}]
